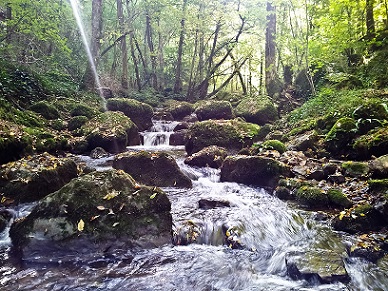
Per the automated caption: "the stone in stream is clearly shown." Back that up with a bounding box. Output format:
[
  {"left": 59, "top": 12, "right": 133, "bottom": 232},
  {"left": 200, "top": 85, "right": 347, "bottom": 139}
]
[
  {"left": 113, "top": 151, "right": 192, "bottom": 188},
  {"left": 194, "top": 100, "right": 234, "bottom": 121},
  {"left": 285, "top": 250, "right": 350, "bottom": 284},
  {"left": 185, "top": 146, "right": 227, "bottom": 169},
  {"left": 169, "top": 129, "right": 187, "bottom": 146},
  {"left": 9, "top": 169, "right": 172, "bottom": 260},
  {"left": 0, "top": 153, "right": 78, "bottom": 204}
]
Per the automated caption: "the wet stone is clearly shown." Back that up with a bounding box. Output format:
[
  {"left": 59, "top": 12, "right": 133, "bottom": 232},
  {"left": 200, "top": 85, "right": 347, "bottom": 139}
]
[{"left": 198, "top": 199, "right": 230, "bottom": 210}]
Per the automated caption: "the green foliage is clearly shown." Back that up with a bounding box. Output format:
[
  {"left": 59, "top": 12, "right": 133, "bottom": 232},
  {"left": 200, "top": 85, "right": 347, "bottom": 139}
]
[
  {"left": 127, "top": 89, "right": 164, "bottom": 107},
  {"left": 68, "top": 116, "right": 89, "bottom": 131},
  {"left": 29, "top": 101, "right": 60, "bottom": 120},
  {"left": 0, "top": 98, "right": 44, "bottom": 127}
]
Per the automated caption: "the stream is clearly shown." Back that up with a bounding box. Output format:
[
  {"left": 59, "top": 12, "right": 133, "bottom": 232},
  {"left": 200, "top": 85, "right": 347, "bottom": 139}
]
[{"left": 0, "top": 120, "right": 388, "bottom": 290}]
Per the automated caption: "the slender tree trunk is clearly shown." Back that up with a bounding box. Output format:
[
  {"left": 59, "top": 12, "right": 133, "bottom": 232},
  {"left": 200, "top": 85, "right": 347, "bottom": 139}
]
[
  {"left": 80, "top": 0, "right": 103, "bottom": 90},
  {"left": 117, "top": 0, "right": 128, "bottom": 89},
  {"left": 174, "top": 0, "right": 188, "bottom": 94},
  {"left": 366, "top": 0, "right": 375, "bottom": 36},
  {"left": 230, "top": 52, "right": 247, "bottom": 95},
  {"left": 145, "top": 11, "right": 158, "bottom": 89},
  {"left": 157, "top": 17, "right": 165, "bottom": 90}
]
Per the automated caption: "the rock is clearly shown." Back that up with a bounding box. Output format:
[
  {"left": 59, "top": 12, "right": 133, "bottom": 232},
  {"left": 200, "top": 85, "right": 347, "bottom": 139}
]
[
  {"left": 288, "top": 131, "right": 318, "bottom": 151},
  {"left": 185, "top": 119, "right": 261, "bottom": 155},
  {"left": 286, "top": 250, "right": 350, "bottom": 284},
  {"left": 260, "top": 140, "right": 287, "bottom": 154},
  {"left": 173, "top": 122, "right": 189, "bottom": 131},
  {"left": 341, "top": 161, "right": 369, "bottom": 178},
  {"left": 327, "top": 188, "right": 352, "bottom": 208},
  {"left": 9, "top": 170, "right": 172, "bottom": 259},
  {"left": 0, "top": 153, "right": 78, "bottom": 204},
  {"left": 274, "top": 186, "right": 294, "bottom": 200},
  {"left": 106, "top": 98, "right": 154, "bottom": 130},
  {"left": 353, "top": 126, "right": 388, "bottom": 158},
  {"left": 29, "top": 101, "right": 60, "bottom": 120},
  {"left": 184, "top": 146, "right": 227, "bottom": 169},
  {"left": 295, "top": 186, "right": 329, "bottom": 209},
  {"left": 352, "top": 98, "right": 388, "bottom": 134},
  {"left": 235, "top": 96, "right": 278, "bottom": 125},
  {"left": 220, "top": 155, "right": 291, "bottom": 189},
  {"left": 98, "top": 87, "right": 113, "bottom": 99},
  {"left": 307, "top": 169, "right": 326, "bottom": 181},
  {"left": 165, "top": 101, "right": 194, "bottom": 121},
  {"left": 323, "top": 163, "right": 339, "bottom": 177},
  {"left": 194, "top": 100, "right": 234, "bottom": 121},
  {"left": 152, "top": 111, "right": 174, "bottom": 121},
  {"left": 0, "top": 209, "right": 12, "bottom": 233},
  {"left": 0, "top": 121, "right": 30, "bottom": 164},
  {"left": 332, "top": 203, "right": 386, "bottom": 233},
  {"left": 113, "top": 151, "right": 192, "bottom": 188},
  {"left": 369, "top": 154, "right": 388, "bottom": 178},
  {"left": 325, "top": 117, "right": 357, "bottom": 155},
  {"left": 169, "top": 129, "right": 187, "bottom": 146},
  {"left": 68, "top": 115, "right": 89, "bottom": 131},
  {"left": 70, "top": 104, "right": 97, "bottom": 119},
  {"left": 82, "top": 111, "right": 140, "bottom": 153},
  {"left": 90, "top": 147, "right": 109, "bottom": 159},
  {"left": 183, "top": 113, "right": 199, "bottom": 123},
  {"left": 328, "top": 173, "right": 346, "bottom": 184},
  {"left": 198, "top": 199, "right": 230, "bottom": 209}
]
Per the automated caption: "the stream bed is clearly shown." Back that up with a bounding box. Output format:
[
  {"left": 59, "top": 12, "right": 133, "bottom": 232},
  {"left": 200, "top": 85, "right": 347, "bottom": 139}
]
[{"left": 0, "top": 120, "right": 387, "bottom": 290}]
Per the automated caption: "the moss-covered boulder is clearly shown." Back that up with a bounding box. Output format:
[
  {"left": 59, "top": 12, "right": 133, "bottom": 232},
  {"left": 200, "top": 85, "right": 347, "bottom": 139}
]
[
  {"left": 295, "top": 186, "right": 328, "bottom": 209},
  {"left": 184, "top": 146, "right": 227, "bottom": 169},
  {"left": 185, "top": 119, "right": 261, "bottom": 155},
  {"left": 0, "top": 121, "right": 31, "bottom": 164},
  {"left": 169, "top": 129, "right": 188, "bottom": 146},
  {"left": 368, "top": 179, "right": 388, "bottom": 193},
  {"left": 0, "top": 153, "right": 78, "bottom": 204},
  {"left": 68, "top": 115, "right": 89, "bottom": 131},
  {"left": 327, "top": 188, "right": 352, "bottom": 208},
  {"left": 113, "top": 151, "right": 192, "bottom": 188},
  {"left": 341, "top": 161, "right": 369, "bottom": 178},
  {"left": 9, "top": 169, "right": 172, "bottom": 258},
  {"left": 194, "top": 100, "right": 234, "bottom": 121},
  {"left": 220, "top": 155, "right": 291, "bottom": 189},
  {"left": 29, "top": 101, "right": 60, "bottom": 120},
  {"left": 325, "top": 117, "right": 357, "bottom": 154},
  {"left": 70, "top": 104, "right": 98, "bottom": 119},
  {"left": 353, "top": 126, "right": 388, "bottom": 158},
  {"left": 82, "top": 111, "right": 140, "bottom": 153},
  {"left": 164, "top": 100, "right": 194, "bottom": 120},
  {"left": 369, "top": 154, "right": 388, "bottom": 178},
  {"left": 261, "top": 140, "right": 287, "bottom": 154},
  {"left": 352, "top": 98, "right": 388, "bottom": 134},
  {"left": 106, "top": 98, "right": 153, "bottom": 130},
  {"left": 235, "top": 96, "right": 278, "bottom": 125},
  {"left": 332, "top": 203, "right": 386, "bottom": 233}
]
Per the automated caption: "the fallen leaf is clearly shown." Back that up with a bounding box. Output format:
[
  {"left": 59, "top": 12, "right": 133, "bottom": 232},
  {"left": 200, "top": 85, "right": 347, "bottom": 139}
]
[
  {"left": 90, "top": 215, "right": 100, "bottom": 221},
  {"left": 339, "top": 211, "right": 346, "bottom": 220},
  {"left": 112, "top": 222, "right": 120, "bottom": 227},
  {"left": 103, "top": 190, "right": 120, "bottom": 200},
  {"left": 78, "top": 219, "right": 85, "bottom": 231},
  {"left": 96, "top": 205, "right": 106, "bottom": 211},
  {"left": 150, "top": 193, "right": 157, "bottom": 199}
]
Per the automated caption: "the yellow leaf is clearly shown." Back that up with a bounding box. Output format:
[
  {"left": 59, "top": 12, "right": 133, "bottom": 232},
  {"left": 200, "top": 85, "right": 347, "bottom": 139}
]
[
  {"left": 103, "top": 190, "right": 120, "bottom": 200},
  {"left": 339, "top": 211, "right": 346, "bottom": 220},
  {"left": 150, "top": 193, "right": 157, "bottom": 199},
  {"left": 350, "top": 245, "right": 357, "bottom": 252},
  {"left": 360, "top": 213, "right": 365, "bottom": 217},
  {"left": 77, "top": 219, "right": 85, "bottom": 231}
]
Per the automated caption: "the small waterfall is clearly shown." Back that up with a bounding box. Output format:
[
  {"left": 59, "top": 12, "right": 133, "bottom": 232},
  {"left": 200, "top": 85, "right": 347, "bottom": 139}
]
[{"left": 141, "top": 120, "right": 180, "bottom": 147}]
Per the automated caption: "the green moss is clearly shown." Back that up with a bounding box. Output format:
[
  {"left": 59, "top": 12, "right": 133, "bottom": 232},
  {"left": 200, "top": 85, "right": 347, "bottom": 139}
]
[
  {"left": 353, "top": 126, "right": 388, "bottom": 158},
  {"left": 354, "top": 203, "right": 373, "bottom": 215},
  {"left": 164, "top": 100, "right": 194, "bottom": 120},
  {"left": 68, "top": 116, "right": 89, "bottom": 131},
  {"left": 342, "top": 161, "right": 369, "bottom": 177},
  {"left": 296, "top": 186, "right": 328, "bottom": 208},
  {"left": 327, "top": 188, "right": 352, "bottom": 208},
  {"left": 278, "top": 178, "right": 303, "bottom": 189},
  {"left": 368, "top": 179, "right": 388, "bottom": 192},
  {"left": 262, "top": 140, "right": 287, "bottom": 154},
  {"left": 194, "top": 100, "right": 234, "bottom": 121},
  {"left": 235, "top": 96, "right": 278, "bottom": 125},
  {"left": 70, "top": 104, "right": 97, "bottom": 119},
  {"left": 29, "top": 101, "right": 60, "bottom": 120}
]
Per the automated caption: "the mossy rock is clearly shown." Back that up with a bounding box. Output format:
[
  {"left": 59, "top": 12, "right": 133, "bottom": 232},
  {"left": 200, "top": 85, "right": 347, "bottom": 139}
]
[
  {"left": 82, "top": 111, "right": 140, "bottom": 153},
  {"left": 0, "top": 121, "right": 32, "bottom": 164},
  {"left": 0, "top": 153, "right": 78, "bottom": 204},
  {"left": 29, "top": 101, "right": 60, "bottom": 120},
  {"left": 332, "top": 203, "right": 386, "bottom": 233},
  {"left": 113, "top": 151, "right": 192, "bottom": 188},
  {"left": 184, "top": 146, "right": 227, "bottom": 169},
  {"left": 164, "top": 100, "right": 194, "bottom": 120},
  {"left": 352, "top": 99, "right": 388, "bottom": 134},
  {"left": 261, "top": 140, "right": 287, "bottom": 154},
  {"left": 185, "top": 119, "right": 261, "bottom": 155},
  {"left": 327, "top": 188, "right": 352, "bottom": 208},
  {"left": 70, "top": 104, "right": 98, "bottom": 119},
  {"left": 341, "top": 161, "right": 369, "bottom": 177},
  {"left": 220, "top": 155, "right": 291, "bottom": 189},
  {"left": 235, "top": 96, "right": 278, "bottom": 125},
  {"left": 9, "top": 169, "right": 172, "bottom": 257},
  {"left": 106, "top": 98, "right": 153, "bottom": 130},
  {"left": 353, "top": 126, "right": 388, "bottom": 158},
  {"left": 68, "top": 115, "right": 89, "bottom": 131},
  {"left": 369, "top": 154, "right": 388, "bottom": 178},
  {"left": 295, "top": 186, "right": 328, "bottom": 209},
  {"left": 368, "top": 179, "right": 388, "bottom": 193},
  {"left": 194, "top": 100, "right": 234, "bottom": 121},
  {"left": 325, "top": 117, "right": 358, "bottom": 154}
]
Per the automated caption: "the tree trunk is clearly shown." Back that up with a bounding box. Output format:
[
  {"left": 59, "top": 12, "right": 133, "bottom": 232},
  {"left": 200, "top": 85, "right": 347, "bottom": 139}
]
[
  {"left": 265, "top": 1, "right": 281, "bottom": 97},
  {"left": 117, "top": 0, "right": 128, "bottom": 89},
  {"left": 366, "top": 0, "right": 375, "bottom": 36},
  {"left": 145, "top": 11, "right": 158, "bottom": 90},
  {"left": 80, "top": 0, "right": 103, "bottom": 91},
  {"left": 173, "top": 0, "right": 188, "bottom": 94}
]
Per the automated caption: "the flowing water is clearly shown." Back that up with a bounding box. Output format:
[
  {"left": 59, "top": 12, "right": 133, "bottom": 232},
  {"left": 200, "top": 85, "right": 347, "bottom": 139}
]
[{"left": 1, "top": 121, "right": 388, "bottom": 290}]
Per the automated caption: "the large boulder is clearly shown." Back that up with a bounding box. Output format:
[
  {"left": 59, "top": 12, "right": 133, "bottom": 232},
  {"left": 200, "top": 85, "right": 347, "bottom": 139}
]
[
  {"left": 369, "top": 154, "right": 388, "bottom": 178},
  {"left": 82, "top": 111, "right": 140, "bottom": 153},
  {"left": 325, "top": 117, "right": 357, "bottom": 155},
  {"left": 10, "top": 170, "right": 172, "bottom": 259},
  {"left": 194, "top": 100, "right": 234, "bottom": 121},
  {"left": 0, "top": 121, "right": 31, "bottom": 164},
  {"left": 354, "top": 126, "right": 388, "bottom": 159},
  {"left": 286, "top": 250, "right": 350, "bottom": 284},
  {"left": 113, "top": 151, "right": 192, "bottom": 188},
  {"left": 106, "top": 98, "right": 153, "bottom": 130},
  {"left": 235, "top": 96, "right": 278, "bottom": 125},
  {"left": 185, "top": 119, "right": 261, "bottom": 155},
  {"left": 0, "top": 153, "right": 78, "bottom": 204},
  {"left": 220, "top": 155, "right": 291, "bottom": 189},
  {"left": 164, "top": 100, "right": 194, "bottom": 121},
  {"left": 184, "top": 146, "right": 227, "bottom": 168}
]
